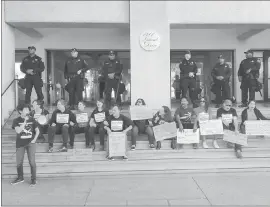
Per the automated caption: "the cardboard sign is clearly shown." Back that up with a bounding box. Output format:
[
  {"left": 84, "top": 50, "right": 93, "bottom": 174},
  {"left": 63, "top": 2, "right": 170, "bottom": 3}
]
[
  {"left": 222, "top": 114, "right": 233, "bottom": 125},
  {"left": 245, "top": 120, "right": 270, "bottom": 135},
  {"left": 37, "top": 115, "right": 48, "bottom": 125},
  {"left": 108, "top": 132, "right": 127, "bottom": 157},
  {"left": 111, "top": 120, "right": 123, "bottom": 131},
  {"left": 94, "top": 112, "right": 106, "bottom": 123},
  {"left": 177, "top": 129, "right": 200, "bottom": 144},
  {"left": 153, "top": 122, "right": 177, "bottom": 141},
  {"left": 56, "top": 114, "right": 69, "bottom": 124},
  {"left": 33, "top": 113, "right": 41, "bottom": 120},
  {"left": 198, "top": 112, "right": 209, "bottom": 124},
  {"left": 223, "top": 130, "right": 248, "bottom": 146},
  {"left": 200, "top": 119, "right": 224, "bottom": 136},
  {"left": 130, "top": 106, "right": 153, "bottom": 120},
  {"left": 76, "top": 113, "right": 89, "bottom": 123}
]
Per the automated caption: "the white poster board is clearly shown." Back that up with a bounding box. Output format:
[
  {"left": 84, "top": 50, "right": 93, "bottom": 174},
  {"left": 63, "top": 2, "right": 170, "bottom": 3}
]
[
  {"left": 177, "top": 129, "right": 200, "bottom": 144},
  {"left": 200, "top": 119, "right": 224, "bottom": 136},
  {"left": 108, "top": 132, "right": 127, "bottom": 157},
  {"left": 56, "top": 114, "right": 69, "bottom": 124},
  {"left": 245, "top": 120, "right": 270, "bottom": 136},
  {"left": 223, "top": 130, "right": 248, "bottom": 146},
  {"left": 153, "top": 122, "right": 177, "bottom": 141},
  {"left": 130, "top": 106, "right": 153, "bottom": 120}
]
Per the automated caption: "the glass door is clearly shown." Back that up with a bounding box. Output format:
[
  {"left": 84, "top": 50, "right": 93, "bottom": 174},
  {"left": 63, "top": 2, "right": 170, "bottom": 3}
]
[{"left": 263, "top": 51, "right": 270, "bottom": 101}]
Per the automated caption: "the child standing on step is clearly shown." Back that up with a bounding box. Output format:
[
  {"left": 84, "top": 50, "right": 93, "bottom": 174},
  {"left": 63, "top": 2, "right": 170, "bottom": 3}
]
[
  {"left": 131, "top": 98, "right": 155, "bottom": 150},
  {"left": 69, "top": 101, "right": 91, "bottom": 149},
  {"left": 47, "top": 99, "right": 76, "bottom": 152},
  {"left": 104, "top": 104, "right": 133, "bottom": 160},
  {"left": 89, "top": 99, "right": 109, "bottom": 151},
  {"left": 11, "top": 103, "right": 40, "bottom": 187}
]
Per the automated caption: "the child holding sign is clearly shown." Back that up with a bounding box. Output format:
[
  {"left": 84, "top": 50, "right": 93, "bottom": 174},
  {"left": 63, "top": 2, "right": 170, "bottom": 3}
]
[
  {"left": 11, "top": 104, "right": 40, "bottom": 186},
  {"left": 89, "top": 99, "right": 109, "bottom": 151},
  {"left": 193, "top": 98, "right": 219, "bottom": 149},
  {"left": 104, "top": 104, "right": 133, "bottom": 160},
  {"left": 29, "top": 100, "right": 49, "bottom": 142},
  {"left": 131, "top": 98, "right": 155, "bottom": 150},
  {"left": 175, "top": 97, "right": 197, "bottom": 149},
  {"left": 216, "top": 99, "right": 242, "bottom": 158},
  {"left": 69, "top": 101, "right": 91, "bottom": 149},
  {"left": 47, "top": 99, "right": 77, "bottom": 152},
  {"left": 149, "top": 106, "right": 174, "bottom": 150}
]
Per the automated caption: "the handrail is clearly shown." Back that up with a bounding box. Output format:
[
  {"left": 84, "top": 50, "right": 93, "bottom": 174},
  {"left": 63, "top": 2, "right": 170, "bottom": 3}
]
[{"left": 1, "top": 78, "right": 18, "bottom": 97}]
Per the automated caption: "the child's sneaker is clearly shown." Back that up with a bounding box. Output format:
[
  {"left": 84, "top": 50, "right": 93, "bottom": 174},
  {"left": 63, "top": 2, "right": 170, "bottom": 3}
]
[
  {"left": 30, "top": 179, "right": 37, "bottom": 187},
  {"left": 58, "top": 146, "right": 68, "bottom": 152},
  {"left": 91, "top": 144, "right": 96, "bottom": 151},
  {"left": 149, "top": 144, "right": 155, "bottom": 149},
  {"left": 48, "top": 147, "right": 53, "bottom": 153},
  {"left": 235, "top": 150, "right": 243, "bottom": 159},
  {"left": 123, "top": 156, "right": 128, "bottom": 160},
  {"left": 131, "top": 145, "right": 136, "bottom": 150},
  {"left": 213, "top": 140, "right": 220, "bottom": 149},
  {"left": 107, "top": 156, "right": 114, "bottom": 161},
  {"left": 11, "top": 177, "right": 24, "bottom": 185},
  {"left": 202, "top": 141, "right": 209, "bottom": 149}
]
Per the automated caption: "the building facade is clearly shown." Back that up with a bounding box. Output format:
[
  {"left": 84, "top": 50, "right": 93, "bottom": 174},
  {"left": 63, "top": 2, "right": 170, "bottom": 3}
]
[{"left": 2, "top": 1, "right": 270, "bottom": 122}]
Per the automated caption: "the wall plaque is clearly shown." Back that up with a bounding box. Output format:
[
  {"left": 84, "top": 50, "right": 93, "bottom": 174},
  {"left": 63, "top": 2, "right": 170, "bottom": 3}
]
[{"left": 140, "top": 31, "right": 160, "bottom": 51}]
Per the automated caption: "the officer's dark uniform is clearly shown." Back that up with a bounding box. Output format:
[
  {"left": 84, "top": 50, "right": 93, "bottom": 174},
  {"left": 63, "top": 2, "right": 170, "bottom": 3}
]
[
  {"left": 64, "top": 49, "right": 88, "bottom": 107},
  {"left": 211, "top": 57, "right": 231, "bottom": 105},
  {"left": 238, "top": 50, "right": 261, "bottom": 105},
  {"left": 102, "top": 51, "right": 122, "bottom": 108},
  {"left": 20, "top": 47, "right": 45, "bottom": 104},
  {"left": 179, "top": 52, "right": 198, "bottom": 104}
]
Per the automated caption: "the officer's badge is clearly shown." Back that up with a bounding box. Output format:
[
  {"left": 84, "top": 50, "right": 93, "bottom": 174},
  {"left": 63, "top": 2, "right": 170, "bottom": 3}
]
[
  {"left": 35, "top": 59, "right": 38, "bottom": 61},
  {"left": 251, "top": 60, "right": 254, "bottom": 63},
  {"left": 257, "top": 59, "right": 261, "bottom": 63},
  {"left": 84, "top": 60, "right": 88, "bottom": 65},
  {"left": 190, "top": 62, "right": 194, "bottom": 65}
]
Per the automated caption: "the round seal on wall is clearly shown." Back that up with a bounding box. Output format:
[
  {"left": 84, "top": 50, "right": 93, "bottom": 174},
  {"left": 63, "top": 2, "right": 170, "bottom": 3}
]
[{"left": 139, "top": 31, "right": 161, "bottom": 51}]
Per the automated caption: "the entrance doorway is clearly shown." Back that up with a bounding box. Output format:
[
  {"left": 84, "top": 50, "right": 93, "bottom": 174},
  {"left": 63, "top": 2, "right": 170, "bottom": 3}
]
[
  {"left": 263, "top": 51, "right": 270, "bottom": 102},
  {"left": 46, "top": 50, "right": 131, "bottom": 106}
]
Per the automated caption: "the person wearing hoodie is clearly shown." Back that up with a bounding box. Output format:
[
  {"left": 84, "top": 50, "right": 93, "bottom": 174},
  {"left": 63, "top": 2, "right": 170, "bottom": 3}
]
[
  {"left": 131, "top": 98, "right": 155, "bottom": 150},
  {"left": 240, "top": 100, "right": 269, "bottom": 135}
]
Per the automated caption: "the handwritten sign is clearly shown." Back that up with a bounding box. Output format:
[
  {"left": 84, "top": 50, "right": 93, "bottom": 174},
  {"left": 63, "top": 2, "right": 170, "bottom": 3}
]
[
  {"left": 223, "top": 130, "right": 248, "bottom": 146},
  {"left": 140, "top": 31, "right": 160, "bottom": 51},
  {"left": 177, "top": 129, "right": 200, "bottom": 144},
  {"left": 200, "top": 119, "right": 224, "bottom": 136},
  {"left": 108, "top": 132, "right": 127, "bottom": 157},
  {"left": 198, "top": 112, "right": 210, "bottom": 124},
  {"left": 245, "top": 120, "right": 270, "bottom": 135},
  {"left": 37, "top": 115, "right": 48, "bottom": 125},
  {"left": 56, "top": 114, "right": 69, "bottom": 124},
  {"left": 222, "top": 114, "right": 233, "bottom": 125},
  {"left": 94, "top": 112, "right": 106, "bottom": 123},
  {"left": 130, "top": 106, "right": 153, "bottom": 120},
  {"left": 33, "top": 113, "right": 41, "bottom": 120},
  {"left": 111, "top": 120, "right": 123, "bottom": 131},
  {"left": 76, "top": 113, "right": 88, "bottom": 123},
  {"left": 153, "top": 122, "right": 177, "bottom": 141}
]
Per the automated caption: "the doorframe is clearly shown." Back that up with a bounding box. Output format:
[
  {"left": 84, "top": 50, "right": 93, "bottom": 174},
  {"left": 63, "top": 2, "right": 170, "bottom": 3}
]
[{"left": 263, "top": 51, "right": 270, "bottom": 102}]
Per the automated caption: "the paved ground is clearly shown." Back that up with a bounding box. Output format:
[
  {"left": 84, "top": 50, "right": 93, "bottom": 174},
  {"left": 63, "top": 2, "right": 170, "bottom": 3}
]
[{"left": 2, "top": 172, "right": 270, "bottom": 206}]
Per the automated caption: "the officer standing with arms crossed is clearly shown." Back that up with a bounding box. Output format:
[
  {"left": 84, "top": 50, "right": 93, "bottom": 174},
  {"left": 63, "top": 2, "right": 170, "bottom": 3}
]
[
  {"left": 179, "top": 50, "right": 198, "bottom": 107},
  {"left": 20, "top": 46, "right": 45, "bottom": 104},
  {"left": 238, "top": 50, "right": 261, "bottom": 107},
  {"left": 102, "top": 51, "right": 123, "bottom": 109},
  {"left": 211, "top": 55, "right": 232, "bottom": 108},
  {"left": 64, "top": 48, "right": 88, "bottom": 110}
]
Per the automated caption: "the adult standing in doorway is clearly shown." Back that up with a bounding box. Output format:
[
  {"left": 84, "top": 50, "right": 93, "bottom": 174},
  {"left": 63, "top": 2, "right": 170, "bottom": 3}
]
[
  {"left": 20, "top": 46, "right": 45, "bottom": 104},
  {"left": 211, "top": 55, "right": 231, "bottom": 108},
  {"left": 238, "top": 50, "right": 261, "bottom": 107},
  {"left": 102, "top": 51, "right": 123, "bottom": 109},
  {"left": 64, "top": 48, "right": 89, "bottom": 110},
  {"left": 179, "top": 51, "right": 198, "bottom": 107}
]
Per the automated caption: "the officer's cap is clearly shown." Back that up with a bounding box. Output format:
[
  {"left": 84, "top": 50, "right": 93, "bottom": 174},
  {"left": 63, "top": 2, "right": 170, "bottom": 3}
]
[
  {"left": 184, "top": 50, "right": 191, "bottom": 55},
  {"left": 244, "top": 50, "right": 253, "bottom": 54},
  {"left": 218, "top": 55, "right": 225, "bottom": 59},
  {"left": 71, "top": 48, "right": 78, "bottom": 52},
  {"left": 28, "top": 46, "right": 36, "bottom": 50},
  {"left": 109, "top": 50, "right": 115, "bottom": 55}
]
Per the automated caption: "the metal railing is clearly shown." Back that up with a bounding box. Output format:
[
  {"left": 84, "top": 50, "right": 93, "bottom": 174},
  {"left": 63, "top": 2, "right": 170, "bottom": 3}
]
[{"left": 1, "top": 78, "right": 18, "bottom": 97}]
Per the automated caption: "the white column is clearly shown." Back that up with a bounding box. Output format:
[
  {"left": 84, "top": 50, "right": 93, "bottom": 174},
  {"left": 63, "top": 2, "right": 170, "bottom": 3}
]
[
  {"left": 235, "top": 43, "right": 246, "bottom": 104},
  {"left": 2, "top": 4, "right": 16, "bottom": 124},
  {"left": 130, "top": 1, "right": 171, "bottom": 109}
]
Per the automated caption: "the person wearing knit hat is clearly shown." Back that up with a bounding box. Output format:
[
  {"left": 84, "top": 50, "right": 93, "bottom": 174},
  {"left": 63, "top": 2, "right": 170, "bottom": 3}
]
[{"left": 179, "top": 50, "right": 198, "bottom": 107}]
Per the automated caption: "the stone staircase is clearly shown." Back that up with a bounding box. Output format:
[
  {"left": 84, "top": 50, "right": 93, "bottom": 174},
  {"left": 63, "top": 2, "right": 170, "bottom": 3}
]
[{"left": 2, "top": 105, "right": 270, "bottom": 178}]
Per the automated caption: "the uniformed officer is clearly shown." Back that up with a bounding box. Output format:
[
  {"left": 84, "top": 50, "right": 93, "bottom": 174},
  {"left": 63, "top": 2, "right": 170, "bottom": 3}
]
[
  {"left": 238, "top": 50, "right": 261, "bottom": 107},
  {"left": 102, "top": 51, "right": 123, "bottom": 108},
  {"left": 211, "top": 55, "right": 231, "bottom": 108},
  {"left": 20, "top": 46, "right": 45, "bottom": 104},
  {"left": 64, "top": 48, "right": 88, "bottom": 110},
  {"left": 179, "top": 51, "right": 198, "bottom": 106}
]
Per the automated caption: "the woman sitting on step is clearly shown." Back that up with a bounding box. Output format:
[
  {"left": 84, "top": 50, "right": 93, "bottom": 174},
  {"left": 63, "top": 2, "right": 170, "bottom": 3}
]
[
  {"left": 240, "top": 100, "right": 269, "bottom": 135},
  {"left": 29, "top": 100, "right": 49, "bottom": 143},
  {"left": 89, "top": 99, "right": 109, "bottom": 151},
  {"left": 104, "top": 104, "right": 133, "bottom": 160},
  {"left": 149, "top": 106, "right": 174, "bottom": 150},
  {"left": 216, "top": 99, "right": 242, "bottom": 158},
  {"left": 175, "top": 97, "right": 197, "bottom": 149},
  {"left": 193, "top": 97, "right": 219, "bottom": 149},
  {"left": 131, "top": 98, "right": 155, "bottom": 150}
]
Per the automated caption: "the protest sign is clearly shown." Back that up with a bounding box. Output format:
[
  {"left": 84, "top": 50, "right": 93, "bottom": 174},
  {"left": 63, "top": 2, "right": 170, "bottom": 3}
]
[
  {"left": 76, "top": 113, "right": 89, "bottom": 123},
  {"left": 223, "top": 130, "right": 248, "bottom": 146},
  {"left": 153, "top": 122, "right": 177, "bottom": 141},
  {"left": 245, "top": 120, "right": 270, "bottom": 136},
  {"left": 94, "top": 112, "right": 106, "bottom": 123},
  {"left": 108, "top": 132, "right": 127, "bottom": 157},
  {"left": 56, "top": 114, "right": 69, "bottom": 124},
  {"left": 130, "top": 106, "right": 154, "bottom": 120},
  {"left": 177, "top": 129, "right": 200, "bottom": 144},
  {"left": 200, "top": 119, "right": 224, "bottom": 136}
]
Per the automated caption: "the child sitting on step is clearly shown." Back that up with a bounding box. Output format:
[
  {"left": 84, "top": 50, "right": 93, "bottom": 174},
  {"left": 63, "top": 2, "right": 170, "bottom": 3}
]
[
  {"left": 89, "top": 99, "right": 109, "bottom": 151},
  {"left": 131, "top": 98, "right": 155, "bottom": 150},
  {"left": 104, "top": 104, "right": 133, "bottom": 160},
  {"left": 69, "top": 101, "right": 91, "bottom": 149},
  {"left": 47, "top": 99, "right": 77, "bottom": 153}
]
